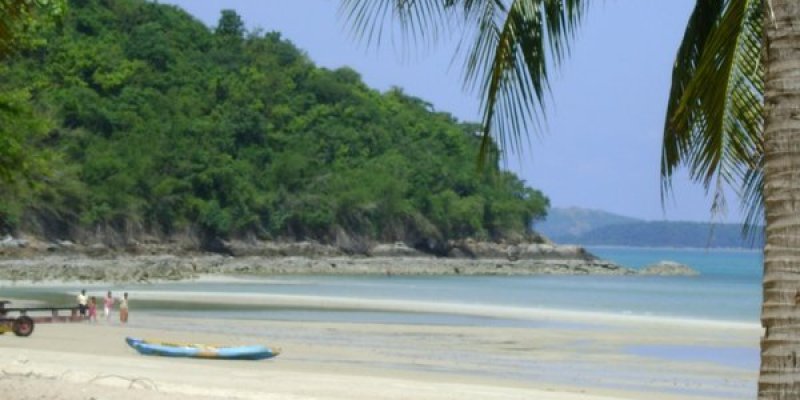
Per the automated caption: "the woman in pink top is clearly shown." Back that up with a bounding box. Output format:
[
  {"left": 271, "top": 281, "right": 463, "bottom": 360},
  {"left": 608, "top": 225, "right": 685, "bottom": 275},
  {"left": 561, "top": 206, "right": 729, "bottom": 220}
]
[
  {"left": 104, "top": 291, "right": 114, "bottom": 321},
  {"left": 88, "top": 296, "right": 98, "bottom": 323}
]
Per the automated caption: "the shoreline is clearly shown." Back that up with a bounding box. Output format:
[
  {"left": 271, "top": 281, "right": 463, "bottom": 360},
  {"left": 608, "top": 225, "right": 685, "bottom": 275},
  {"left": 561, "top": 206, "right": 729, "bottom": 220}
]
[
  {"left": 584, "top": 245, "right": 762, "bottom": 253},
  {"left": 2, "top": 275, "right": 759, "bottom": 331},
  {"left": 117, "top": 289, "right": 761, "bottom": 332}
]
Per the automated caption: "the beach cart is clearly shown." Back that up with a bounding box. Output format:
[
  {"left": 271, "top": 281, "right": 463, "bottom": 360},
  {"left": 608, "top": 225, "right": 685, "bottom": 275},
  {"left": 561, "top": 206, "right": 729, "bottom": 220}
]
[{"left": 0, "top": 300, "right": 84, "bottom": 337}]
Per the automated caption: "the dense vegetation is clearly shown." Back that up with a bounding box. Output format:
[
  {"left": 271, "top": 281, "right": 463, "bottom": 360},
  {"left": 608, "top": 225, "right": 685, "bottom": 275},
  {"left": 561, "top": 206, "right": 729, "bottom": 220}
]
[
  {"left": 0, "top": 0, "right": 549, "bottom": 252},
  {"left": 537, "top": 208, "right": 763, "bottom": 249}
]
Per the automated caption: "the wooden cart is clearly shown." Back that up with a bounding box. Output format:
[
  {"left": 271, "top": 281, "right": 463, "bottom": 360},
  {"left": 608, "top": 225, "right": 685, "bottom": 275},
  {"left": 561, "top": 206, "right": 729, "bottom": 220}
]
[{"left": 0, "top": 300, "right": 84, "bottom": 337}]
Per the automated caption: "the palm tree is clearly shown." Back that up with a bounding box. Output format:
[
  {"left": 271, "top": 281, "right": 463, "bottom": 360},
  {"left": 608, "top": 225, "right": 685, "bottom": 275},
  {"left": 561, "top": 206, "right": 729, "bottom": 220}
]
[{"left": 339, "top": 0, "right": 799, "bottom": 397}]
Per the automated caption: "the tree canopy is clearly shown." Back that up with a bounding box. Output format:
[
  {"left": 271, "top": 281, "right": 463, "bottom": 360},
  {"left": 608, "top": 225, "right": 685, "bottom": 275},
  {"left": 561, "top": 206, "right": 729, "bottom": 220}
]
[{"left": 0, "top": 0, "right": 549, "bottom": 251}]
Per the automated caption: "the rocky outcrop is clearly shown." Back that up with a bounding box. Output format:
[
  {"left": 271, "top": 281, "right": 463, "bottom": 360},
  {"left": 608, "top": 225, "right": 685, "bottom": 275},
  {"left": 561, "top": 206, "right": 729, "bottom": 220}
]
[
  {"left": 222, "top": 240, "right": 343, "bottom": 257},
  {"left": 0, "top": 234, "right": 698, "bottom": 283},
  {"left": 0, "top": 235, "right": 28, "bottom": 249},
  {"left": 447, "top": 240, "right": 595, "bottom": 261},
  {"left": 639, "top": 261, "right": 700, "bottom": 276},
  {"left": 0, "top": 255, "right": 635, "bottom": 282},
  {"left": 369, "top": 242, "right": 427, "bottom": 257},
  {"left": 0, "top": 254, "right": 699, "bottom": 283}
]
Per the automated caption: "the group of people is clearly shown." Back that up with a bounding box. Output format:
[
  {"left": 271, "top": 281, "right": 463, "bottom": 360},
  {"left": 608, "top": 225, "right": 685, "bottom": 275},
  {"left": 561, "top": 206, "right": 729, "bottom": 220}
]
[{"left": 76, "top": 290, "right": 129, "bottom": 323}]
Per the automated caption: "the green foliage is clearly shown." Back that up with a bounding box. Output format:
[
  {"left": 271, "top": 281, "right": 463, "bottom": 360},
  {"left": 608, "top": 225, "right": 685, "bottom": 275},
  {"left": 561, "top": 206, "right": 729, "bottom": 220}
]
[
  {"left": 0, "top": 0, "right": 67, "bottom": 220},
  {"left": 0, "top": 72, "right": 82, "bottom": 233},
  {"left": 0, "top": 0, "right": 66, "bottom": 60},
  {"left": 215, "top": 9, "right": 245, "bottom": 38},
  {"left": 0, "top": 0, "right": 549, "bottom": 245}
]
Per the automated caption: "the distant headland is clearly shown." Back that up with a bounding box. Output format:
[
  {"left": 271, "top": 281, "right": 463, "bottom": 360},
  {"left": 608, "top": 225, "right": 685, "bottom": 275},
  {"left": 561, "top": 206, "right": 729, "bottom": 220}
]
[{"left": 535, "top": 207, "right": 763, "bottom": 249}]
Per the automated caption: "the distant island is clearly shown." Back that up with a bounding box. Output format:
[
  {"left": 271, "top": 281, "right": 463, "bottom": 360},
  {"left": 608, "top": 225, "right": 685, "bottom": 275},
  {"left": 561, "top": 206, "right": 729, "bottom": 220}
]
[{"left": 535, "top": 207, "right": 763, "bottom": 249}]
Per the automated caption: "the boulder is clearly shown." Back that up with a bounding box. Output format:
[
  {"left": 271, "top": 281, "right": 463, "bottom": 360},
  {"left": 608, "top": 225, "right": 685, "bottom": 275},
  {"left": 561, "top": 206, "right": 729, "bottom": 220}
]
[
  {"left": 370, "top": 242, "right": 426, "bottom": 257},
  {"left": 0, "top": 235, "right": 27, "bottom": 248},
  {"left": 639, "top": 260, "right": 699, "bottom": 276}
]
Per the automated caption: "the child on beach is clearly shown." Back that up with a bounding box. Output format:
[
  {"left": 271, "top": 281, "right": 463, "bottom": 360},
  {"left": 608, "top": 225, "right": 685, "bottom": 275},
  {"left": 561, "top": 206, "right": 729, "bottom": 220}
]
[
  {"left": 88, "top": 296, "right": 97, "bottom": 323},
  {"left": 119, "top": 292, "right": 129, "bottom": 324},
  {"left": 104, "top": 291, "right": 114, "bottom": 321}
]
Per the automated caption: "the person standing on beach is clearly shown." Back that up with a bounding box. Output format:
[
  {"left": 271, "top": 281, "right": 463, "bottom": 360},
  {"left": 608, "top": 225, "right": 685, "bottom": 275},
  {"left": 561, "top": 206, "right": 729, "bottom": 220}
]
[
  {"left": 119, "top": 292, "right": 129, "bottom": 324},
  {"left": 88, "top": 296, "right": 98, "bottom": 323},
  {"left": 77, "top": 289, "right": 88, "bottom": 318},
  {"left": 104, "top": 291, "right": 114, "bottom": 321}
]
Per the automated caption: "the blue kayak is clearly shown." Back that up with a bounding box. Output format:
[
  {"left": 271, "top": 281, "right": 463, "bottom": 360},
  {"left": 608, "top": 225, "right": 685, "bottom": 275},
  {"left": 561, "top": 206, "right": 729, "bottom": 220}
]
[{"left": 126, "top": 337, "right": 280, "bottom": 360}]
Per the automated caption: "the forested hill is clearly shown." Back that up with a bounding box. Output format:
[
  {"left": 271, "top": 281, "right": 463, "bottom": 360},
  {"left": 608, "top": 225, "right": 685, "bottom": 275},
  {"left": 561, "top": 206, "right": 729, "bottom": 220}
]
[{"left": 0, "top": 0, "right": 549, "bottom": 253}]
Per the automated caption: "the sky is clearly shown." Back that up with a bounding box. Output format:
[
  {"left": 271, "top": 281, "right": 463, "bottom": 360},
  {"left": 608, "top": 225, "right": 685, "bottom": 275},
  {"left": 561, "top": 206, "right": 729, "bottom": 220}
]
[{"left": 161, "top": 0, "right": 744, "bottom": 223}]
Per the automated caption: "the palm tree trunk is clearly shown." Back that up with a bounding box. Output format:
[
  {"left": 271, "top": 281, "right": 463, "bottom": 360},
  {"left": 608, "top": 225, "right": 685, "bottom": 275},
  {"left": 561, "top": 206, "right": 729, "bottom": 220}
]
[{"left": 760, "top": 1, "right": 800, "bottom": 399}]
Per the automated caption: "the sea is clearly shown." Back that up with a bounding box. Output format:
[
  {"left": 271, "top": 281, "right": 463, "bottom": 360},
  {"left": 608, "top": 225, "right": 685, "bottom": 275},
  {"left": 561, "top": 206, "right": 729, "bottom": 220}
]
[{"left": 2, "top": 246, "right": 763, "bottom": 325}]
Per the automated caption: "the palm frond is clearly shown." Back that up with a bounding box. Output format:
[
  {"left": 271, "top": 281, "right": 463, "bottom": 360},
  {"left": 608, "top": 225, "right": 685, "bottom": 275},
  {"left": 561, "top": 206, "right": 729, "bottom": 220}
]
[
  {"left": 661, "top": 0, "right": 726, "bottom": 196},
  {"left": 740, "top": 158, "right": 763, "bottom": 241},
  {"left": 662, "top": 0, "right": 763, "bottom": 226},
  {"left": 458, "top": 0, "right": 587, "bottom": 163},
  {"left": 338, "top": 0, "right": 452, "bottom": 53},
  {"left": 339, "top": 1, "right": 587, "bottom": 164}
]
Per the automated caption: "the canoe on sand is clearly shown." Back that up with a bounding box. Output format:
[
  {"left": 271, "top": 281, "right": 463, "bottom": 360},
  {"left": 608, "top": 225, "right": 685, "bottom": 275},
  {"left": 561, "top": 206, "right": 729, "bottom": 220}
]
[{"left": 126, "top": 337, "right": 280, "bottom": 360}]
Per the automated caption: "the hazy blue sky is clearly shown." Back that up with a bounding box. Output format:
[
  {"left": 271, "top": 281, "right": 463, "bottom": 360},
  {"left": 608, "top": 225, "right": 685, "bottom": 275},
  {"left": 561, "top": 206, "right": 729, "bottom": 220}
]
[{"left": 162, "top": 0, "right": 743, "bottom": 223}]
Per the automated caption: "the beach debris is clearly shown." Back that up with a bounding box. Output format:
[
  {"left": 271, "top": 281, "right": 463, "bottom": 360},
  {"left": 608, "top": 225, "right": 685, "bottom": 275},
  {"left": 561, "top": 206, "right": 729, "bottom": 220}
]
[{"left": 89, "top": 374, "right": 160, "bottom": 391}]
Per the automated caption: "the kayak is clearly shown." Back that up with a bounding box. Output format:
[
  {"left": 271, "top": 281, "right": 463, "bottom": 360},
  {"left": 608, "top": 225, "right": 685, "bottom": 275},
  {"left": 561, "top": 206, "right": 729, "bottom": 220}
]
[{"left": 126, "top": 337, "right": 280, "bottom": 360}]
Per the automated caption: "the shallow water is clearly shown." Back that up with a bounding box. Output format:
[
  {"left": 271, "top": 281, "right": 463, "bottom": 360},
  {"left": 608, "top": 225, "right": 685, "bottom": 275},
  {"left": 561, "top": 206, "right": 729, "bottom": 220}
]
[
  {"left": 2, "top": 247, "right": 763, "bottom": 323},
  {"left": 626, "top": 344, "right": 759, "bottom": 371}
]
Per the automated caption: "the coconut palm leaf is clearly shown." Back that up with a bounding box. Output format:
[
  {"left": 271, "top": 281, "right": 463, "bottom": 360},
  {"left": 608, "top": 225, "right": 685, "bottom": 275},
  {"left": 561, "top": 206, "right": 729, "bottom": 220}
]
[
  {"left": 662, "top": 0, "right": 764, "bottom": 229},
  {"left": 339, "top": 0, "right": 587, "bottom": 164},
  {"left": 459, "top": 0, "right": 587, "bottom": 162},
  {"left": 338, "top": 0, "right": 452, "bottom": 53}
]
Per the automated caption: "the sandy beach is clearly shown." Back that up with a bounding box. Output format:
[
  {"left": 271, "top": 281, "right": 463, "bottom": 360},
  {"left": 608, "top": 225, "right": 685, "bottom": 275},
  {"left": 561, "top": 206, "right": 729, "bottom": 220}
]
[{"left": 0, "top": 292, "right": 759, "bottom": 400}]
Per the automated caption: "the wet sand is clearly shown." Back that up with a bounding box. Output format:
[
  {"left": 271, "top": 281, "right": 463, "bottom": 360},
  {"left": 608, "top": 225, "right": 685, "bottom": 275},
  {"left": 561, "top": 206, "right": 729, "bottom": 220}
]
[{"left": 0, "top": 300, "right": 759, "bottom": 400}]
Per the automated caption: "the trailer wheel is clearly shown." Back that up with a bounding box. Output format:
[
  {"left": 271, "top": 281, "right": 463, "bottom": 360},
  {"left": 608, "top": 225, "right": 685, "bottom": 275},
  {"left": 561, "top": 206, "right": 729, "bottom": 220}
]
[{"left": 12, "top": 316, "right": 34, "bottom": 337}]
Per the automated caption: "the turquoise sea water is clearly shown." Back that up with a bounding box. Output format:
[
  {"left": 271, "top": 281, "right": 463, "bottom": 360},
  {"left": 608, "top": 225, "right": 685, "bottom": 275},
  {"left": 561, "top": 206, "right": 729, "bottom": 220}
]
[
  {"left": 146, "top": 246, "right": 760, "bottom": 323},
  {"left": 586, "top": 246, "right": 762, "bottom": 322}
]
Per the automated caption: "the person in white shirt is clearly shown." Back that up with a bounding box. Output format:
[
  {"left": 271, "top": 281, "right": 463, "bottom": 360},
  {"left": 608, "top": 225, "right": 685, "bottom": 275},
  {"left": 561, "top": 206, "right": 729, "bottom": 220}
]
[{"left": 77, "top": 289, "right": 88, "bottom": 317}]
